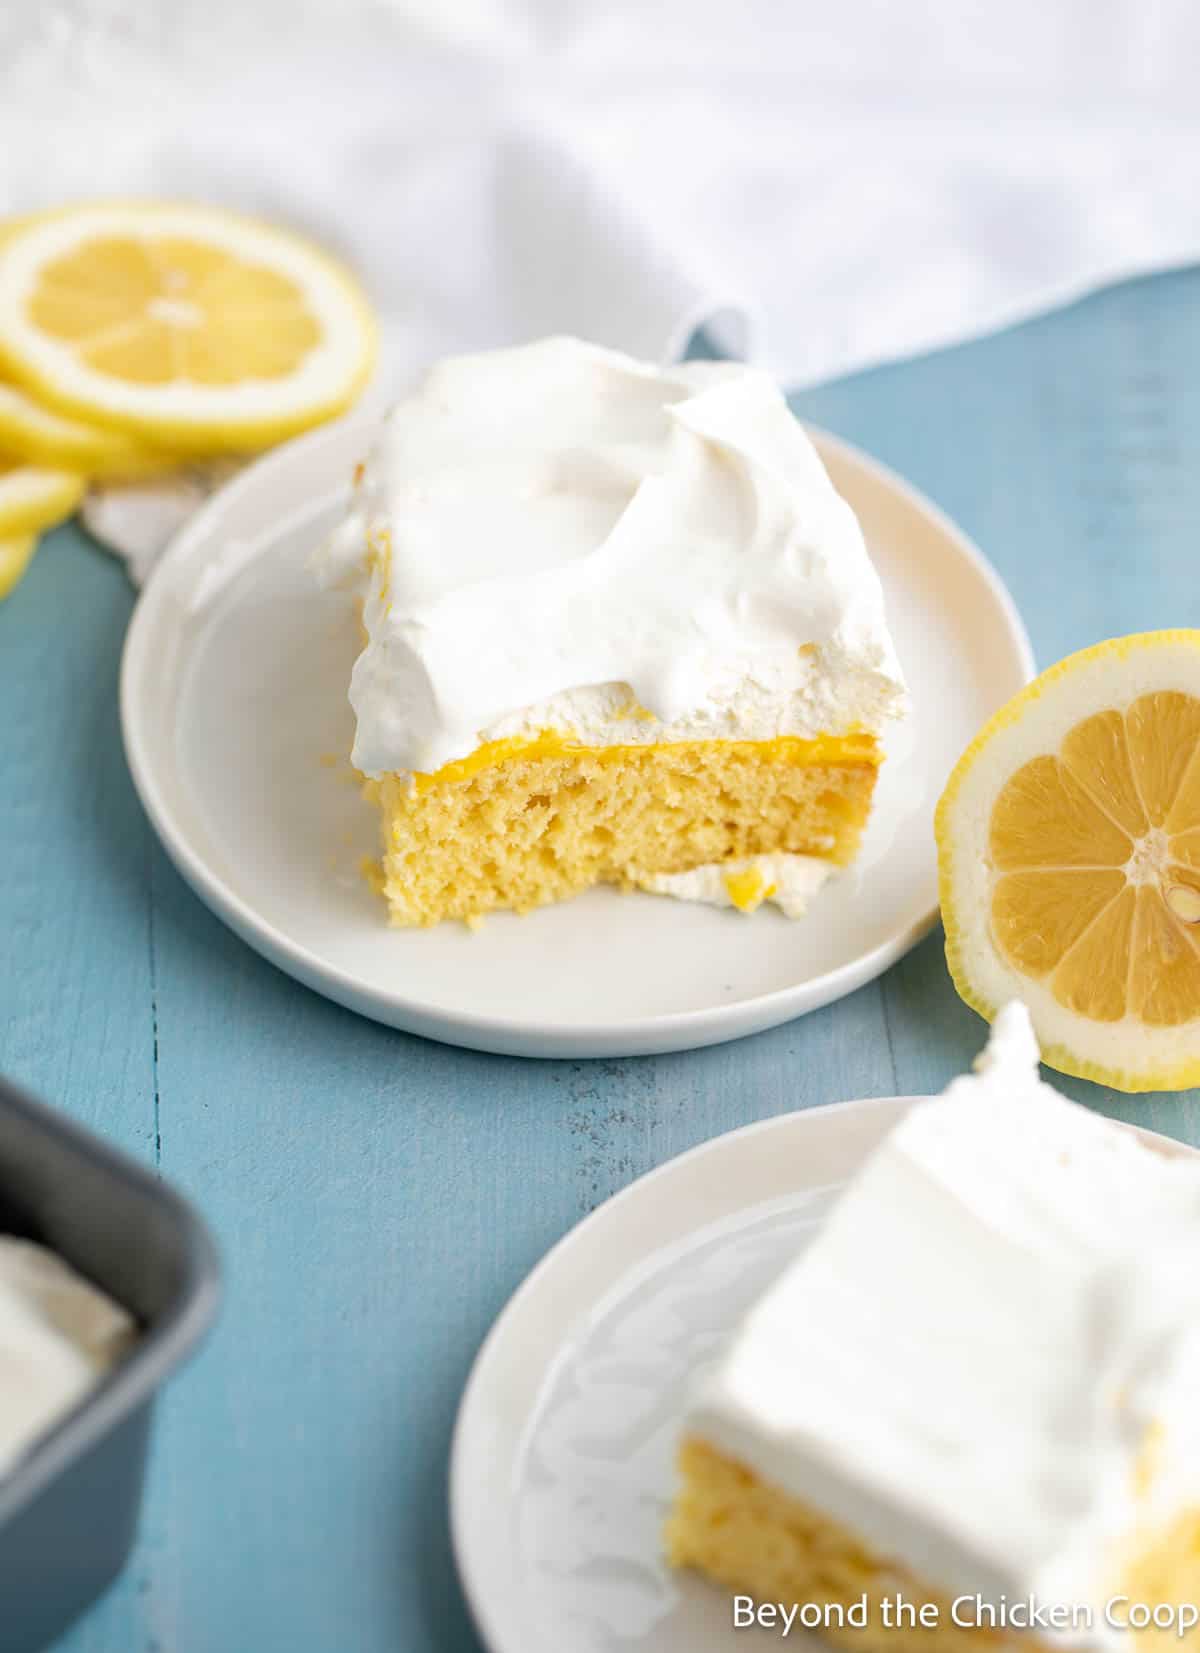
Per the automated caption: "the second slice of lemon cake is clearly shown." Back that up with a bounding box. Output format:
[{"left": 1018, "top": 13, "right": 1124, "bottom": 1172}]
[
  {"left": 318, "top": 336, "right": 906, "bottom": 927},
  {"left": 667, "top": 1003, "right": 1200, "bottom": 1652}
]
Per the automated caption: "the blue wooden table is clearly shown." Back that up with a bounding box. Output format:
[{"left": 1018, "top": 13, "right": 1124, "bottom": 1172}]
[{"left": 3, "top": 269, "right": 1200, "bottom": 1653}]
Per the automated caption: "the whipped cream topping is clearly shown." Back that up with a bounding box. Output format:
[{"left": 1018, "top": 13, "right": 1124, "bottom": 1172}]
[
  {"left": 0, "top": 1237, "right": 135, "bottom": 1475},
  {"left": 635, "top": 853, "right": 832, "bottom": 919},
  {"left": 687, "top": 1004, "right": 1200, "bottom": 1641},
  {"left": 317, "top": 336, "right": 906, "bottom": 778}
]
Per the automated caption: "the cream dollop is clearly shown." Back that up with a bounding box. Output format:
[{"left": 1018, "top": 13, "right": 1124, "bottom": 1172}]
[
  {"left": 687, "top": 1003, "right": 1200, "bottom": 1642},
  {"left": 317, "top": 336, "right": 906, "bottom": 778},
  {"left": 635, "top": 854, "right": 832, "bottom": 919}
]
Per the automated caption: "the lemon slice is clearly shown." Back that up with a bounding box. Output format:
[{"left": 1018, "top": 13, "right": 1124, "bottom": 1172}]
[
  {"left": 0, "top": 380, "right": 165, "bottom": 477},
  {"left": 0, "top": 531, "right": 38, "bottom": 600},
  {"left": 937, "top": 631, "right": 1200, "bottom": 1091},
  {"left": 0, "top": 463, "right": 84, "bottom": 538},
  {"left": 0, "top": 202, "right": 376, "bottom": 454}
]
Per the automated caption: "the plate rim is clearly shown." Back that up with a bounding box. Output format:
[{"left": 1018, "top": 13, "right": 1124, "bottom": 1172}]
[
  {"left": 447, "top": 1095, "right": 1195, "bottom": 1653},
  {"left": 120, "top": 415, "right": 1036, "bottom": 1059}
]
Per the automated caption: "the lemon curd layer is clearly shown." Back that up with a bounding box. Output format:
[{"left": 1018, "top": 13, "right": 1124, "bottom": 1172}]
[
  {"left": 409, "top": 728, "right": 879, "bottom": 791},
  {"left": 374, "top": 732, "right": 880, "bottom": 928}
]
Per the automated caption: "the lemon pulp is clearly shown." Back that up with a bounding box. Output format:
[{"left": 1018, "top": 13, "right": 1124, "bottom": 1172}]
[
  {"left": 28, "top": 235, "right": 321, "bottom": 390},
  {"left": 989, "top": 692, "right": 1200, "bottom": 1027}
]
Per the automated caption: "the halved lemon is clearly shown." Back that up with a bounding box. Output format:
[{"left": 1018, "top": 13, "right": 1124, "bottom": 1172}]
[
  {"left": 937, "top": 631, "right": 1200, "bottom": 1091},
  {"left": 0, "top": 202, "right": 376, "bottom": 454},
  {"left": 0, "top": 531, "right": 38, "bottom": 600}
]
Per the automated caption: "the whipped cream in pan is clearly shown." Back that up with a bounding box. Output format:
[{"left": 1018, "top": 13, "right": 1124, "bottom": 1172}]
[
  {"left": 687, "top": 1004, "right": 1200, "bottom": 1641},
  {"left": 317, "top": 336, "right": 906, "bottom": 779},
  {"left": 0, "top": 1236, "right": 135, "bottom": 1474}
]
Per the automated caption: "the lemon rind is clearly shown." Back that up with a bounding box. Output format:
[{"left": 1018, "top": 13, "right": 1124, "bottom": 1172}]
[
  {"left": 0, "top": 466, "right": 86, "bottom": 539},
  {"left": 0, "top": 381, "right": 159, "bottom": 474},
  {"left": 0, "top": 531, "right": 39, "bottom": 600}
]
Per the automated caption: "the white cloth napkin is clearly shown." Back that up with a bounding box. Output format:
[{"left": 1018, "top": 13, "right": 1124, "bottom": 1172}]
[{"left": 5, "top": 0, "right": 1200, "bottom": 577}]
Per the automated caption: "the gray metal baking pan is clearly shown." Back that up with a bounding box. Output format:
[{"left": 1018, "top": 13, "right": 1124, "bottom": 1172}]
[{"left": 0, "top": 1073, "right": 220, "bottom": 1652}]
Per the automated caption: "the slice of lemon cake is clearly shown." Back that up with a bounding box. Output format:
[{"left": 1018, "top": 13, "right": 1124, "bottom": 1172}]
[
  {"left": 317, "top": 336, "right": 906, "bottom": 928},
  {"left": 667, "top": 1003, "right": 1200, "bottom": 1651}
]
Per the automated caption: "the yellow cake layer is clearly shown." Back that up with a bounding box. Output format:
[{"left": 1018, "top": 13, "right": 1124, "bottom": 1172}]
[
  {"left": 1125, "top": 1506, "right": 1200, "bottom": 1649},
  {"left": 370, "top": 732, "right": 880, "bottom": 927},
  {"left": 667, "top": 1438, "right": 1010, "bottom": 1653},
  {"left": 668, "top": 1437, "right": 1200, "bottom": 1653}
]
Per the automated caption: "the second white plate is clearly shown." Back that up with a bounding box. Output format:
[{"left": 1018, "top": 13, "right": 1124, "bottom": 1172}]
[
  {"left": 121, "top": 417, "right": 1033, "bottom": 1057},
  {"left": 449, "top": 1099, "right": 1192, "bottom": 1653}
]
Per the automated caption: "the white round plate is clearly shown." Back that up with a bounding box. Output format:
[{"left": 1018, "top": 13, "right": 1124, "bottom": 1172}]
[
  {"left": 121, "top": 416, "right": 1033, "bottom": 1058},
  {"left": 449, "top": 1098, "right": 1193, "bottom": 1653}
]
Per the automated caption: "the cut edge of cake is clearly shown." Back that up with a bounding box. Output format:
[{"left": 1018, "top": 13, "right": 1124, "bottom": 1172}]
[
  {"left": 316, "top": 336, "right": 907, "bottom": 928},
  {"left": 370, "top": 728, "right": 882, "bottom": 927}
]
